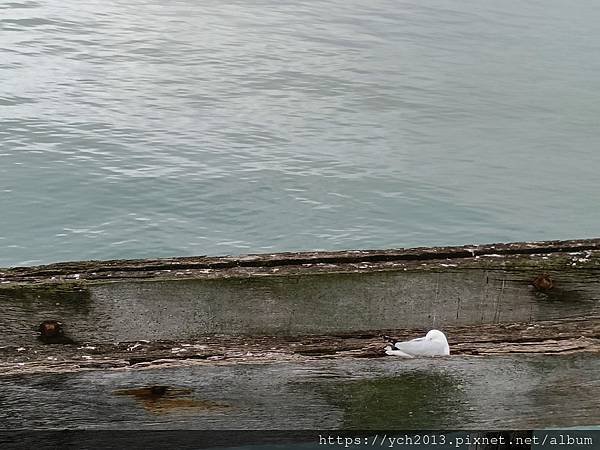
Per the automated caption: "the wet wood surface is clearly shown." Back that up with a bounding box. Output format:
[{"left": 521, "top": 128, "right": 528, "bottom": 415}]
[{"left": 1, "top": 353, "right": 598, "bottom": 430}]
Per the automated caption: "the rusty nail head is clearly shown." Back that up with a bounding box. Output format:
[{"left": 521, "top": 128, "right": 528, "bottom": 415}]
[{"left": 532, "top": 273, "right": 553, "bottom": 291}]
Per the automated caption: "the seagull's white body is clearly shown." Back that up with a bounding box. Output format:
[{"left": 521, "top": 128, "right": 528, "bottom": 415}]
[{"left": 385, "top": 329, "right": 450, "bottom": 358}]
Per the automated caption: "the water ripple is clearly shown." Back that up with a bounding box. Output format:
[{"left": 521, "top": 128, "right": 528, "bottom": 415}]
[{"left": 2, "top": 0, "right": 600, "bottom": 265}]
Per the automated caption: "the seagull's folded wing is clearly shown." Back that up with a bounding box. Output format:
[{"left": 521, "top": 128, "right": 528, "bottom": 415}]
[{"left": 395, "top": 337, "right": 446, "bottom": 357}]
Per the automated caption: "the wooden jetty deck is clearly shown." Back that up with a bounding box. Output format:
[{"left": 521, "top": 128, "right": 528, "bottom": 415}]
[
  {"left": 1, "top": 238, "right": 599, "bottom": 346},
  {"left": 1, "top": 238, "right": 599, "bottom": 430}
]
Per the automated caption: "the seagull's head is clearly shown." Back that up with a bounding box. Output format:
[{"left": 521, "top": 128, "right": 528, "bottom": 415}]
[{"left": 425, "top": 329, "right": 448, "bottom": 343}]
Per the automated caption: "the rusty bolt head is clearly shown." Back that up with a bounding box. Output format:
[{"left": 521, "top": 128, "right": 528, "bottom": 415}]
[
  {"left": 38, "top": 320, "right": 75, "bottom": 344},
  {"left": 532, "top": 273, "right": 554, "bottom": 291},
  {"left": 39, "top": 320, "right": 63, "bottom": 338}
]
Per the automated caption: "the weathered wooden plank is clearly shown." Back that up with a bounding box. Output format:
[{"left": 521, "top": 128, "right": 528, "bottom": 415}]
[
  {"left": 1, "top": 237, "right": 600, "bottom": 283},
  {"left": 1, "top": 239, "right": 599, "bottom": 345},
  {"left": 1, "top": 318, "right": 598, "bottom": 377}
]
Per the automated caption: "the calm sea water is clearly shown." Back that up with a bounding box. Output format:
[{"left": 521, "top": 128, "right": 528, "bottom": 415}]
[{"left": 2, "top": 0, "right": 600, "bottom": 267}]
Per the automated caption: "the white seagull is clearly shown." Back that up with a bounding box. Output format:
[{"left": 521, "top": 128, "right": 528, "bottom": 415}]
[{"left": 384, "top": 329, "right": 450, "bottom": 358}]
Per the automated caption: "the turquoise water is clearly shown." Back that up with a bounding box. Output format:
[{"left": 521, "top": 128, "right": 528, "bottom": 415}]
[{"left": 2, "top": 0, "right": 600, "bottom": 266}]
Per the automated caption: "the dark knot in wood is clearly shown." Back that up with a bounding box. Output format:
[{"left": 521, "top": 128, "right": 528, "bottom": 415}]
[{"left": 149, "top": 386, "right": 169, "bottom": 397}]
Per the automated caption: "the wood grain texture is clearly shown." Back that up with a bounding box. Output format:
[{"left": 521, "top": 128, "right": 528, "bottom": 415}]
[{"left": 0, "top": 239, "right": 599, "bottom": 345}]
